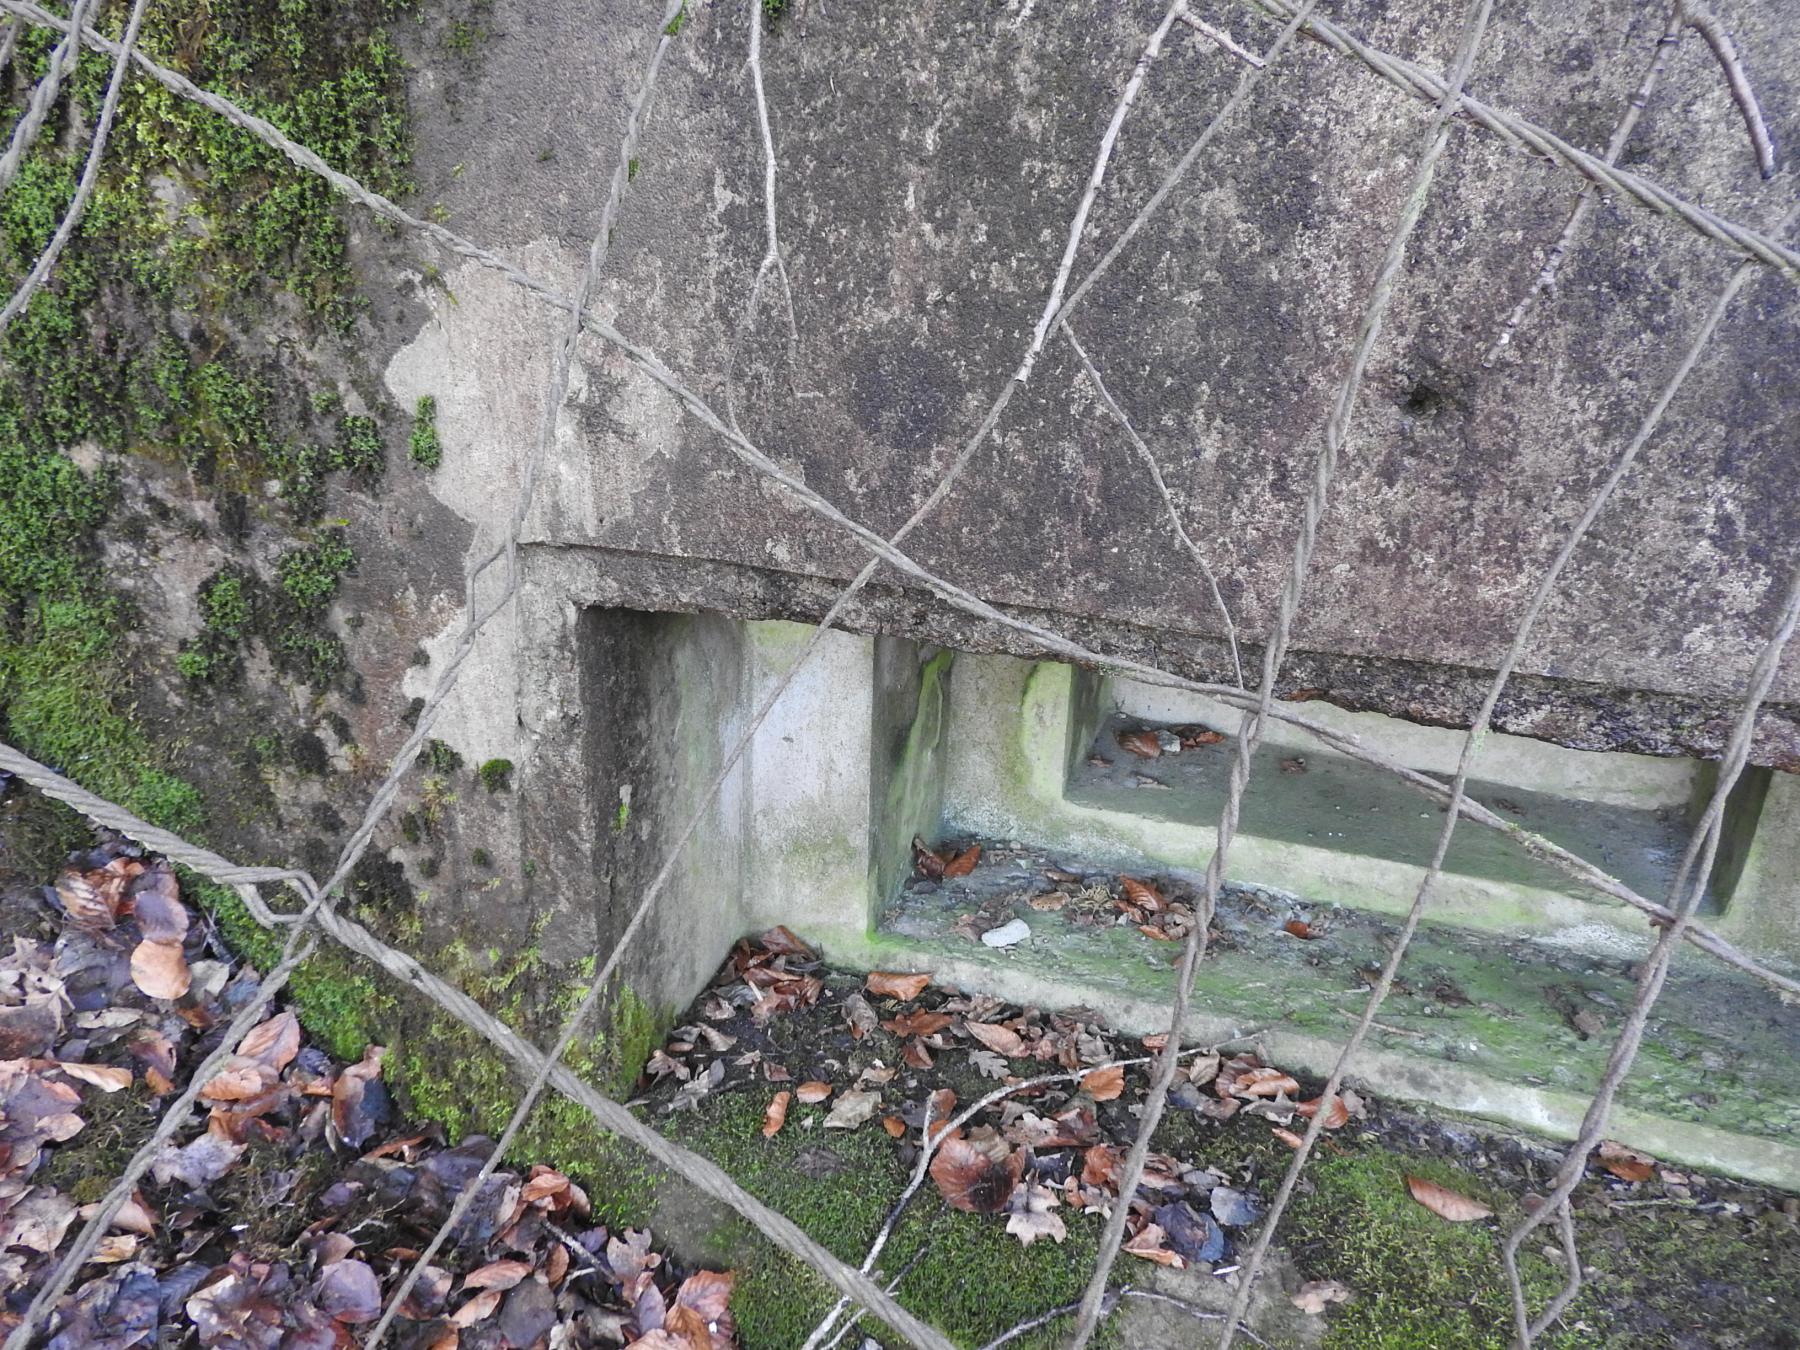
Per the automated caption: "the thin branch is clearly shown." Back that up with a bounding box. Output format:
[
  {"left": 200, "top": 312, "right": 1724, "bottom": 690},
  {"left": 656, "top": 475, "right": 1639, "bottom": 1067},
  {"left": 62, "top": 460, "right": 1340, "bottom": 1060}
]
[
  {"left": 1074, "top": 4, "right": 1498, "bottom": 1346},
  {"left": 1682, "top": 2, "right": 1777, "bottom": 180},
  {"left": 1177, "top": 10, "right": 1265, "bottom": 68},
  {"left": 1483, "top": 4, "right": 1685, "bottom": 367},
  {"left": 0, "top": 0, "right": 152, "bottom": 333},
  {"left": 1062, "top": 321, "right": 1243, "bottom": 686}
]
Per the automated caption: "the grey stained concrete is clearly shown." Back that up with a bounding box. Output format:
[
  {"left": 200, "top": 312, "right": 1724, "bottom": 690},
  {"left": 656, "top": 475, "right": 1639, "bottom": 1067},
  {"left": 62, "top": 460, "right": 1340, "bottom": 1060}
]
[{"left": 384, "top": 0, "right": 1800, "bottom": 768}]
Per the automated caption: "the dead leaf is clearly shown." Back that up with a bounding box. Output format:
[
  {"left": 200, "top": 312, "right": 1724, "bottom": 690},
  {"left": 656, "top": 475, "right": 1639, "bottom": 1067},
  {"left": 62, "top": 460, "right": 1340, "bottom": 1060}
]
[
  {"left": 1406, "top": 1175, "right": 1493, "bottom": 1222},
  {"left": 463, "top": 1259, "right": 533, "bottom": 1292},
  {"left": 1120, "top": 878, "right": 1167, "bottom": 913},
  {"left": 930, "top": 1136, "right": 1023, "bottom": 1213},
  {"left": 902, "top": 1038, "right": 934, "bottom": 1070},
  {"left": 1178, "top": 726, "right": 1225, "bottom": 748},
  {"left": 883, "top": 1010, "right": 953, "bottom": 1038},
  {"left": 450, "top": 1289, "right": 503, "bottom": 1327},
  {"left": 1280, "top": 756, "right": 1308, "bottom": 774},
  {"left": 57, "top": 1062, "right": 132, "bottom": 1093},
  {"left": 965, "top": 1022, "right": 1027, "bottom": 1058},
  {"left": 1123, "top": 1222, "right": 1183, "bottom": 1268},
  {"left": 824, "top": 1089, "right": 879, "bottom": 1130},
  {"left": 968, "top": 1049, "right": 1009, "bottom": 1080},
  {"left": 237, "top": 1011, "right": 301, "bottom": 1072},
  {"left": 1282, "top": 919, "right": 1320, "bottom": 940},
  {"left": 1118, "top": 730, "right": 1162, "bottom": 759},
  {"left": 866, "top": 972, "right": 931, "bottom": 1001},
  {"left": 1082, "top": 1144, "right": 1121, "bottom": 1190},
  {"left": 1080, "top": 1065, "right": 1125, "bottom": 1101},
  {"left": 881, "top": 1116, "right": 906, "bottom": 1138},
  {"left": 1027, "top": 893, "right": 1066, "bottom": 911},
  {"left": 913, "top": 836, "right": 947, "bottom": 879},
  {"left": 795, "top": 1081, "right": 832, "bottom": 1104},
  {"left": 1004, "top": 1183, "right": 1066, "bottom": 1246},
  {"left": 942, "top": 845, "right": 981, "bottom": 879},
  {"left": 1138, "top": 924, "right": 1179, "bottom": 942},
  {"left": 1291, "top": 1279, "right": 1351, "bottom": 1314},
  {"left": 129, "top": 939, "right": 190, "bottom": 1000},
  {"left": 1271, "top": 1127, "right": 1304, "bottom": 1149},
  {"left": 1596, "top": 1140, "right": 1655, "bottom": 1184},
  {"left": 762, "top": 1091, "right": 791, "bottom": 1138}
]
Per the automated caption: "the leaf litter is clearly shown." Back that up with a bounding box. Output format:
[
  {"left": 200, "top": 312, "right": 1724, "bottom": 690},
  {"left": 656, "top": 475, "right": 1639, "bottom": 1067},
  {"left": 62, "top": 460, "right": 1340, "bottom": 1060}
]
[{"left": 0, "top": 833, "right": 739, "bottom": 1347}]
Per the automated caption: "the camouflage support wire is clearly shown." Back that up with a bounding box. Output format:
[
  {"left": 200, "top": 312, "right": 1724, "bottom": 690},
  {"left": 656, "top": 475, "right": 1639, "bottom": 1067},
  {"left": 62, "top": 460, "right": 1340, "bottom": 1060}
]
[{"left": 0, "top": 2, "right": 1795, "bottom": 1347}]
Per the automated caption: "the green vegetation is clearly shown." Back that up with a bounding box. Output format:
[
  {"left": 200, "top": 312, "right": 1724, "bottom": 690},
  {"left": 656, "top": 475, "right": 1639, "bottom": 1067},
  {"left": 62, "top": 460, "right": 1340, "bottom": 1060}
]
[
  {"left": 664, "top": 4, "right": 689, "bottom": 37},
  {"left": 177, "top": 570, "right": 255, "bottom": 681},
  {"left": 424, "top": 738, "right": 463, "bottom": 774},
  {"left": 476, "top": 756, "right": 512, "bottom": 791},
  {"left": 408, "top": 394, "right": 442, "bottom": 469}
]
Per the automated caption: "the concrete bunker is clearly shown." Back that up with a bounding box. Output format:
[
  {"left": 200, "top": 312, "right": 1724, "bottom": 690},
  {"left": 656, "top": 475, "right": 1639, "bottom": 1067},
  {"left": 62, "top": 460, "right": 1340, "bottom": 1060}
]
[
  {"left": 551, "top": 605, "right": 1797, "bottom": 983},
  {"left": 520, "top": 602, "right": 1800, "bottom": 1183}
]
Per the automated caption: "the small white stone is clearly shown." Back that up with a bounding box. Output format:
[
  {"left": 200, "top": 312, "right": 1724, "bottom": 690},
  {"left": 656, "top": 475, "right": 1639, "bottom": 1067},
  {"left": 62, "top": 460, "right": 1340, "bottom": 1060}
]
[
  {"left": 1155, "top": 729, "right": 1182, "bottom": 754},
  {"left": 981, "top": 918, "right": 1030, "bottom": 948}
]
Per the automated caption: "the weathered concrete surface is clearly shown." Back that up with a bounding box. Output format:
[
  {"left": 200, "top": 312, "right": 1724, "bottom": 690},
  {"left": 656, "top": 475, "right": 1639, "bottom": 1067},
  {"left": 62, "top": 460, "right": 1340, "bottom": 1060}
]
[{"left": 386, "top": 0, "right": 1800, "bottom": 768}]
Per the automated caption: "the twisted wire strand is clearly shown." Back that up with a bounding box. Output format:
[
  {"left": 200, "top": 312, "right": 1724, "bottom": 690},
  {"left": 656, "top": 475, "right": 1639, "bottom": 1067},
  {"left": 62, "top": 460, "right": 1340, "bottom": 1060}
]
[
  {"left": 1228, "top": 0, "right": 1800, "bottom": 279},
  {"left": 1222, "top": 192, "right": 1800, "bottom": 1347},
  {"left": 1068, "top": 3, "right": 1499, "bottom": 1344},
  {"left": 1501, "top": 552, "right": 1800, "bottom": 1346},
  {"left": 0, "top": 0, "right": 151, "bottom": 332},
  {"left": 0, "top": 0, "right": 95, "bottom": 192},
  {"left": 363, "top": 5, "right": 690, "bottom": 1342}
]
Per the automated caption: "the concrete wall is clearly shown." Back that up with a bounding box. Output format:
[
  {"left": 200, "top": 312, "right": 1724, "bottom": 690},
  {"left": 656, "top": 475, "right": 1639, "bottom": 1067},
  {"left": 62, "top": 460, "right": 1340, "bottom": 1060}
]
[{"left": 386, "top": 0, "right": 1800, "bottom": 768}]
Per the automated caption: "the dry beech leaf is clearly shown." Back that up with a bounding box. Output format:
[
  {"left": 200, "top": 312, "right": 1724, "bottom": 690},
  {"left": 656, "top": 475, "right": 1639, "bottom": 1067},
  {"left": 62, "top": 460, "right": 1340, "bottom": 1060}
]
[
  {"left": 1596, "top": 1139, "right": 1655, "bottom": 1184},
  {"left": 903, "top": 1038, "right": 935, "bottom": 1070},
  {"left": 462, "top": 1259, "right": 532, "bottom": 1292},
  {"left": 130, "top": 939, "right": 191, "bottom": 1001},
  {"left": 965, "top": 1022, "right": 1027, "bottom": 1058},
  {"left": 1027, "top": 892, "right": 1066, "bottom": 911},
  {"left": 1295, "top": 1094, "right": 1351, "bottom": 1130},
  {"left": 1123, "top": 1222, "right": 1183, "bottom": 1268},
  {"left": 1283, "top": 919, "right": 1320, "bottom": 940},
  {"left": 450, "top": 1289, "right": 503, "bottom": 1327},
  {"left": 884, "top": 1010, "right": 953, "bottom": 1038},
  {"left": 913, "top": 836, "right": 947, "bottom": 879},
  {"left": 1080, "top": 1065, "right": 1125, "bottom": 1101},
  {"left": 867, "top": 972, "right": 931, "bottom": 1001},
  {"left": 762, "top": 1091, "right": 791, "bottom": 1139},
  {"left": 942, "top": 845, "right": 982, "bottom": 879},
  {"left": 1405, "top": 1175, "right": 1493, "bottom": 1222},
  {"left": 930, "top": 1136, "right": 1023, "bottom": 1214},
  {"left": 1292, "top": 1279, "right": 1351, "bottom": 1314},
  {"left": 1271, "top": 1127, "right": 1304, "bottom": 1149},
  {"left": 1120, "top": 878, "right": 1166, "bottom": 913},
  {"left": 238, "top": 1011, "right": 302, "bottom": 1072},
  {"left": 795, "top": 1081, "right": 833, "bottom": 1104},
  {"left": 881, "top": 1115, "right": 907, "bottom": 1138},
  {"left": 1138, "top": 925, "right": 1178, "bottom": 942},
  {"left": 1118, "top": 730, "right": 1162, "bottom": 759},
  {"left": 57, "top": 1062, "right": 132, "bottom": 1093},
  {"left": 824, "top": 1089, "right": 880, "bottom": 1130}
]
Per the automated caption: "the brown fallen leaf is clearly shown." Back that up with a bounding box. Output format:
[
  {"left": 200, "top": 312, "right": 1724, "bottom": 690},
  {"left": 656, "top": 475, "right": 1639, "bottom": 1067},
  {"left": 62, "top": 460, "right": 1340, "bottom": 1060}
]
[
  {"left": 1118, "top": 730, "right": 1162, "bottom": 759},
  {"left": 56, "top": 1062, "right": 132, "bottom": 1093},
  {"left": 1406, "top": 1175, "right": 1493, "bottom": 1222},
  {"left": 1178, "top": 726, "right": 1225, "bottom": 748},
  {"left": 881, "top": 1115, "right": 907, "bottom": 1138},
  {"left": 965, "top": 1022, "right": 1027, "bottom": 1058},
  {"left": 1283, "top": 687, "right": 1326, "bottom": 702},
  {"left": 450, "top": 1288, "right": 503, "bottom": 1327},
  {"left": 1080, "top": 1065, "right": 1125, "bottom": 1102},
  {"left": 884, "top": 1010, "right": 954, "bottom": 1038},
  {"left": 1138, "top": 925, "right": 1179, "bottom": 942},
  {"left": 129, "top": 939, "right": 191, "bottom": 1001},
  {"left": 1596, "top": 1140, "right": 1655, "bottom": 1184},
  {"left": 1027, "top": 892, "right": 1066, "bottom": 911},
  {"left": 1282, "top": 919, "right": 1320, "bottom": 940},
  {"left": 1081, "top": 1144, "right": 1121, "bottom": 1190},
  {"left": 942, "top": 845, "right": 982, "bottom": 879},
  {"left": 762, "top": 1091, "right": 791, "bottom": 1138},
  {"left": 1271, "top": 1127, "right": 1304, "bottom": 1149},
  {"left": 462, "top": 1259, "right": 533, "bottom": 1292},
  {"left": 902, "top": 1038, "right": 935, "bottom": 1070},
  {"left": 1004, "top": 1182, "right": 1067, "bottom": 1247},
  {"left": 795, "top": 1081, "right": 832, "bottom": 1104},
  {"left": 867, "top": 972, "right": 931, "bottom": 1001},
  {"left": 913, "top": 836, "right": 947, "bottom": 879},
  {"left": 824, "top": 1089, "right": 880, "bottom": 1130},
  {"left": 1120, "top": 877, "right": 1167, "bottom": 913},
  {"left": 1291, "top": 1279, "right": 1351, "bottom": 1314},
  {"left": 930, "top": 1136, "right": 1023, "bottom": 1213},
  {"left": 1123, "top": 1222, "right": 1183, "bottom": 1268}
]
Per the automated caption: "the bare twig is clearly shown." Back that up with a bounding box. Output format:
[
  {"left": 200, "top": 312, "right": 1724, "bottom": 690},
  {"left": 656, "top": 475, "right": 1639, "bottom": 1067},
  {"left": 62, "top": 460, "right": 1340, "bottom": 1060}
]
[
  {"left": 1682, "top": 2, "right": 1777, "bottom": 179},
  {"left": 1178, "top": 9, "right": 1265, "bottom": 68},
  {"left": 1062, "top": 320, "right": 1244, "bottom": 687},
  {"left": 1072, "top": 5, "right": 1498, "bottom": 1346},
  {"left": 1483, "top": 4, "right": 1685, "bottom": 367},
  {"left": 0, "top": 0, "right": 152, "bottom": 333}
]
